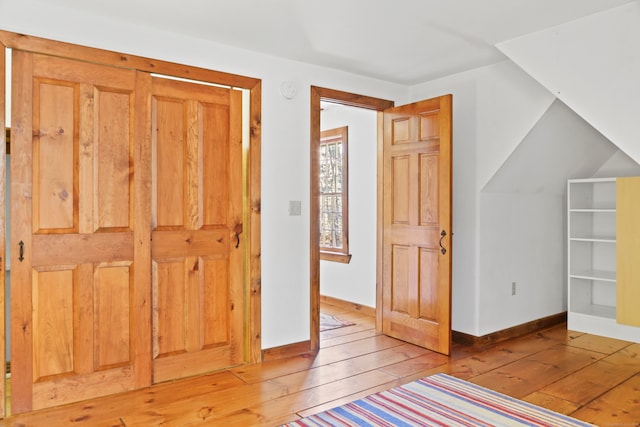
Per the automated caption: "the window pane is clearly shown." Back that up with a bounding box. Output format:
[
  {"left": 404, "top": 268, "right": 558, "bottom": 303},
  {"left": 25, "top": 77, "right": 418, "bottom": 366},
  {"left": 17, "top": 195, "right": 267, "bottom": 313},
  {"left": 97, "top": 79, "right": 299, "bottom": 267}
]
[
  {"left": 319, "top": 145, "right": 327, "bottom": 193},
  {"left": 328, "top": 144, "right": 336, "bottom": 192},
  {"left": 319, "top": 126, "right": 348, "bottom": 255},
  {"left": 336, "top": 143, "right": 343, "bottom": 192},
  {"left": 335, "top": 232, "right": 343, "bottom": 249}
]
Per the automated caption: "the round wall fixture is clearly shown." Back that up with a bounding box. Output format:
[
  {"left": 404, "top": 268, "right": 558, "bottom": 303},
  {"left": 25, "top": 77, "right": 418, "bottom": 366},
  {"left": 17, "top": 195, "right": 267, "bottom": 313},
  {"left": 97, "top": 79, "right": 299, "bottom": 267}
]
[{"left": 280, "top": 81, "right": 297, "bottom": 99}]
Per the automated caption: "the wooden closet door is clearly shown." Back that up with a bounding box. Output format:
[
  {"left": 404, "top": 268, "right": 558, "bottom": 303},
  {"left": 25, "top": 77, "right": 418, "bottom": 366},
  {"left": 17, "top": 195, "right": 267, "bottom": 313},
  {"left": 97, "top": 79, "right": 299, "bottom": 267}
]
[
  {"left": 0, "top": 40, "right": 6, "bottom": 420},
  {"left": 10, "top": 51, "right": 151, "bottom": 413},
  {"left": 150, "top": 77, "right": 244, "bottom": 383}
]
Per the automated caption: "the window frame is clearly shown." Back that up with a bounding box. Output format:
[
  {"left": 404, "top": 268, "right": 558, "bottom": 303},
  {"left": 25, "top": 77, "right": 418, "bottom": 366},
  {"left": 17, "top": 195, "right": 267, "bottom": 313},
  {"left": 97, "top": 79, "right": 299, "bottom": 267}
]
[{"left": 319, "top": 125, "right": 351, "bottom": 263}]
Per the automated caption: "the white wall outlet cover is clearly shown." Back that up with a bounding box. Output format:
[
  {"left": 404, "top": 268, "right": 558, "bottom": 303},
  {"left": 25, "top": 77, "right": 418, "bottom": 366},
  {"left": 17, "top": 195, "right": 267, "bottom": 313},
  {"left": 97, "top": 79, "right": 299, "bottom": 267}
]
[
  {"left": 280, "top": 81, "right": 297, "bottom": 99},
  {"left": 288, "top": 200, "right": 302, "bottom": 216}
]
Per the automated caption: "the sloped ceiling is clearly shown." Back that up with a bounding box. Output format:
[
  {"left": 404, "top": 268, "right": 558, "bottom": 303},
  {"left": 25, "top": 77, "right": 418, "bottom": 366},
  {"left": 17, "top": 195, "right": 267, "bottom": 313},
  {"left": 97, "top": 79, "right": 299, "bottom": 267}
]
[
  {"left": 483, "top": 99, "right": 624, "bottom": 195},
  {"left": 497, "top": 1, "right": 640, "bottom": 165},
  {"left": 3, "top": 0, "right": 634, "bottom": 85}
]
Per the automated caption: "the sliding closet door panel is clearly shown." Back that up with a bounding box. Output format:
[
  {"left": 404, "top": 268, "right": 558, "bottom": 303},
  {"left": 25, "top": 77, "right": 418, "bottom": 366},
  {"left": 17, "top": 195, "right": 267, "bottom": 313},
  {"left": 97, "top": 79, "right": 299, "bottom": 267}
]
[
  {"left": 10, "top": 51, "right": 151, "bottom": 413},
  {"left": 151, "top": 77, "right": 243, "bottom": 383},
  {"left": 0, "top": 40, "right": 7, "bottom": 419}
]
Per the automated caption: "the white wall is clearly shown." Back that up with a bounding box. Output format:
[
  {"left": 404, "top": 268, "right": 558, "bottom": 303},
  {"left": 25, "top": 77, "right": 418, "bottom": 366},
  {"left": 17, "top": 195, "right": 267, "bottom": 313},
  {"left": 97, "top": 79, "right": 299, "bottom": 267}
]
[
  {"left": 0, "top": 0, "right": 408, "bottom": 349},
  {"left": 593, "top": 150, "right": 640, "bottom": 178},
  {"left": 2, "top": 0, "right": 639, "bottom": 345},
  {"left": 319, "top": 105, "right": 377, "bottom": 308},
  {"left": 498, "top": 2, "right": 640, "bottom": 166},
  {"left": 478, "top": 192, "right": 566, "bottom": 333},
  {"left": 478, "top": 99, "right": 620, "bottom": 335},
  {"left": 407, "top": 2, "right": 640, "bottom": 336},
  {"left": 408, "top": 61, "right": 557, "bottom": 335}
]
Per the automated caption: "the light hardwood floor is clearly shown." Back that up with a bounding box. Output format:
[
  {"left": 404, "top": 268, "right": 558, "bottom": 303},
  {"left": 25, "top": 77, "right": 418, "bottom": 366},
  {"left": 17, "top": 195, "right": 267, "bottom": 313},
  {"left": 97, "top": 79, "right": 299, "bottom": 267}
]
[{"left": 2, "top": 302, "right": 640, "bottom": 426}]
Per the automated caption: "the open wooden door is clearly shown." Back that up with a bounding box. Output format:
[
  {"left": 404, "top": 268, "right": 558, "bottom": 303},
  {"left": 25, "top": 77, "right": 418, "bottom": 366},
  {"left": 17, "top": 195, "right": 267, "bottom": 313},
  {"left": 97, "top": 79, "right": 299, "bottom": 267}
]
[
  {"left": 150, "top": 76, "right": 244, "bottom": 383},
  {"left": 10, "top": 51, "right": 151, "bottom": 413},
  {"left": 381, "top": 95, "right": 452, "bottom": 355}
]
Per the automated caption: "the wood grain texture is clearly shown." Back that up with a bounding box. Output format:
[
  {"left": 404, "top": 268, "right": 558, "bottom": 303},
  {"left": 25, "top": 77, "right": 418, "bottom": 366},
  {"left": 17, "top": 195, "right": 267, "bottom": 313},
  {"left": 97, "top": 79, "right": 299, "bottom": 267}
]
[
  {"left": 11, "top": 52, "right": 142, "bottom": 413},
  {"left": 0, "top": 39, "right": 6, "bottom": 419},
  {"left": 9, "top": 49, "right": 35, "bottom": 415},
  {"left": 31, "top": 233, "right": 134, "bottom": 265},
  {"left": 248, "top": 81, "right": 262, "bottom": 364},
  {"left": 32, "top": 80, "right": 76, "bottom": 232},
  {"left": 95, "top": 264, "right": 132, "bottom": 369},
  {"left": 1, "top": 303, "right": 637, "bottom": 426},
  {"left": 0, "top": 30, "right": 260, "bottom": 90},
  {"left": 32, "top": 268, "right": 74, "bottom": 379},
  {"left": 94, "top": 89, "right": 133, "bottom": 231},
  {"left": 150, "top": 76, "right": 244, "bottom": 383},
  {"left": 319, "top": 295, "right": 375, "bottom": 317},
  {"left": 1, "top": 30, "right": 262, "bottom": 369},
  {"left": 309, "top": 86, "right": 322, "bottom": 352},
  {"left": 452, "top": 312, "right": 567, "bottom": 349},
  {"left": 262, "top": 340, "right": 312, "bottom": 362},
  {"left": 376, "top": 111, "right": 385, "bottom": 333},
  {"left": 382, "top": 95, "right": 453, "bottom": 355},
  {"left": 132, "top": 71, "right": 153, "bottom": 389},
  {"left": 3, "top": 28, "right": 263, "bottom": 411}
]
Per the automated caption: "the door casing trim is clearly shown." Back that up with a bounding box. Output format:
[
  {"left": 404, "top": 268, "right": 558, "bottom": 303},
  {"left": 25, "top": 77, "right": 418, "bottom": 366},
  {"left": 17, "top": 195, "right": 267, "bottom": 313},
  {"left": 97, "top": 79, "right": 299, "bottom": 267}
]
[{"left": 309, "top": 86, "right": 393, "bottom": 351}]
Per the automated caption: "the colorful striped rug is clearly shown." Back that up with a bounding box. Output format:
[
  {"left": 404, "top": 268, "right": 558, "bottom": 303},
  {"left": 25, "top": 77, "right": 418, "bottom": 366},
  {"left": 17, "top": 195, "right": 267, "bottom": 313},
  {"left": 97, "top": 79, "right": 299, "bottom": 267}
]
[{"left": 282, "top": 373, "right": 595, "bottom": 426}]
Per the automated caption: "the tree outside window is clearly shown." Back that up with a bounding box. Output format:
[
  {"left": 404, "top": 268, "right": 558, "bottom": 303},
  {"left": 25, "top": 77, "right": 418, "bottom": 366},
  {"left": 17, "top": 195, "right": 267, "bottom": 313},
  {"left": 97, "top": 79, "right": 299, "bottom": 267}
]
[{"left": 319, "top": 126, "right": 351, "bottom": 263}]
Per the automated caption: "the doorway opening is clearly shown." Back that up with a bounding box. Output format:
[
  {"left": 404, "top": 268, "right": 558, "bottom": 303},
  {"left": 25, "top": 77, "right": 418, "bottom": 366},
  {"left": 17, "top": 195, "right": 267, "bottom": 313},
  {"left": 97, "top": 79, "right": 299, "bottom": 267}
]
[
  {"left": 318, "top": 102, "right": 374, "bottom": 330},
  {"left": 309, "top": 87, "right": 393, "bottom": 351}
]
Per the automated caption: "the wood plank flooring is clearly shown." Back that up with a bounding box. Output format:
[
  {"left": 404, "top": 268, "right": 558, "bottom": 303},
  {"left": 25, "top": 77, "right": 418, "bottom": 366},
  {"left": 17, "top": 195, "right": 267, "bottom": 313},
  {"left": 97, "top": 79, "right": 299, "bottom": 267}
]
[{"left": 2, "top": 302, "right": 640, "bottom": 426}]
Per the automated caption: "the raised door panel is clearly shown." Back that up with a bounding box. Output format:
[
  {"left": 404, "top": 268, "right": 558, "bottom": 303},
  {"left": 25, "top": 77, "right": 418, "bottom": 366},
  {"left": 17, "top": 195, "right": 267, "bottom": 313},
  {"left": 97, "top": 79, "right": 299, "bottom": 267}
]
[
  {"left": 419, "top": 154, "right": 438, "bottom": 226},
  {"left": 11, "top": 51, "right": 149, "bottom": 413},
  {"left": 94, "top": 263, "right": 132, "bottom": 369},
  {"left": 94, "top": 89, "right": 133, "bottom": 231},
  {"left": 153, "top": 258, "right": 188, "bottom": 357},
  {"left": 32, "top": 268, "right": 75, "bottom": 379},
  {"left": 418, "top": 248, "right": 439, "bottom": 322},
  {"left": 32, "top": 80, "right": 76, "bottom": 232},
  {"left": 154, "top": 97, "right": 186, "bottom": 228},
  {"left": 392, "top": 156, "right": 410, "bottom": 224},
  {"left": 391, "top": 245, "right": 410, "bottom": 315},
  {"left": 151, "top": 77, "right": 243, "bottom": 383}
]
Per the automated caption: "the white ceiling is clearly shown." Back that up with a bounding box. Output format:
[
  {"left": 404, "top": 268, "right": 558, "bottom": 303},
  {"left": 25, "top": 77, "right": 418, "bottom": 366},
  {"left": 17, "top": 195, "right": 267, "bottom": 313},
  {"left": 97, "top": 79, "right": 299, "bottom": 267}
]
[{"left": 31, "top": 0, "right": 636, "bottom": 84}]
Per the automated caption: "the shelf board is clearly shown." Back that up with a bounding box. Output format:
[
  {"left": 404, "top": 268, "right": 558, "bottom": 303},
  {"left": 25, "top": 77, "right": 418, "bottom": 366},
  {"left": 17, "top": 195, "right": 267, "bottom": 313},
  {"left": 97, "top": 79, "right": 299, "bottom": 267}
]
[
  {"left": 569, "top": 208, "right": 616, "bottom": 213},
  {"left": 570, "top": 303, "right": 616, "bottom": 320},
  {"left": 570, "top": 270, "right": 616, "bottom": 282},
  {"left": 570, "top": 236, "right": 616, "bottom": 243},
  {"left": 568, "top": 312, "right": 640, "bottom": 343},
  {"left": 568, "top": 178, "right": 616, "bottom": 184}
]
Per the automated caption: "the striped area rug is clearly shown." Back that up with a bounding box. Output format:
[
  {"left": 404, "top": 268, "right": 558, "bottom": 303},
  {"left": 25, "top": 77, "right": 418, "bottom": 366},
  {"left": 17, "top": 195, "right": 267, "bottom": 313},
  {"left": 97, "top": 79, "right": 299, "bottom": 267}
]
[{"left": 283, "top": 373, "right": 595, "bottom": 426}]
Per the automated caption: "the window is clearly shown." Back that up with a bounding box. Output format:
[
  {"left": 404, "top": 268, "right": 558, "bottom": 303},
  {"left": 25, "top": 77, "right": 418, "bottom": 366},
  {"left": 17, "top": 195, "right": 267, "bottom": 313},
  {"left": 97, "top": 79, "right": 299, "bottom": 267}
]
[{"left": 319, "top": 126, "right": 351, "bottom": 263}]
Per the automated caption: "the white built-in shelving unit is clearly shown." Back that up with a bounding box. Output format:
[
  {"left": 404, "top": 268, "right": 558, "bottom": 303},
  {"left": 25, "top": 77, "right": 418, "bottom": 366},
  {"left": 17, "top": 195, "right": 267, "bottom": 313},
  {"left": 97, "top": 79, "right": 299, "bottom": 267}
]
[{"left": 567, "top": 177, "right": 640, "bottom": 342}]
